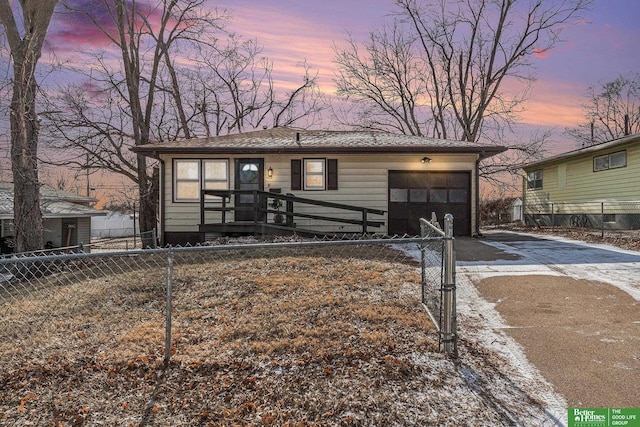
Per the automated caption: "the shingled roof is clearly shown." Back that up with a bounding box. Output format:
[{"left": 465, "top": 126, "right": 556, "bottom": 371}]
[
  {"left": 132, "top": 128, "right": 506, "bottom": 159},
  {"left": 0, "top": 183, "right": 104, "bottom": 219}
]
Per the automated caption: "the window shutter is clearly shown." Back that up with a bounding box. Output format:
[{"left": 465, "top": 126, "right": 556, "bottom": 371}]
[
  {"left": 291, "top": 159, "right": 302, "bottom": 190},
  {"left": 327, "top": 159, "right": 338, "bottom": 190}
]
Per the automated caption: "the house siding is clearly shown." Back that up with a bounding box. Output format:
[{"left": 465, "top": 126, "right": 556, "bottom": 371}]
[
  {"left": 77, "top": 217, "right": 92, "bottom": 248},
  {"left": 524, "top": 137, "right": 640, "bottom": 227},
  {"left": 161, "top": 153, "right": 478, "bottom": 238},
  {"left": 525, "top": 141, "right": 640, "bottom": 205}
]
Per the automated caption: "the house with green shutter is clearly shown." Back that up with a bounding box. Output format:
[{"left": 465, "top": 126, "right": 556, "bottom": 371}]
[
  {"left": 132, "top": 127, "right": 505, "bottom": 245},
  {"left": 522, "top": 133, "right": 640, "bottom": 229}
]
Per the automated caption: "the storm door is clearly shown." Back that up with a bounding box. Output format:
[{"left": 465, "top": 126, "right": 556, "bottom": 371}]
[{"left": 234, "top": 159, "right": 265, "bottom": 222}]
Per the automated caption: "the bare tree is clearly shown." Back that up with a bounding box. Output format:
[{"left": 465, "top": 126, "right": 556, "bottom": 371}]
[
  {"left": 183, "top": 35, "right": 329, "bottom": 137},
  {"left": 0, "top": 32, "right": 10, "bottom": 181},
  {"left": 42, "top": 0, "right": 227, "bottom": 247},
  {"left": 334, "top": 0, "right": 591, "bottom": 173},
  {"left": 566, "top": 73, "right": 640, "bottom": 147},
  {"left": 42, "top": 1, "right": 329, "bottom": 247},
  {"left": 0, "top": 0, "right": 58, "bottom": 252}
]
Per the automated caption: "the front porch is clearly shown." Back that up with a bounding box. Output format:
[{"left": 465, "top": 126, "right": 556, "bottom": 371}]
[{"left": 198, "top": 190, "right": 386, "bottom": 237}]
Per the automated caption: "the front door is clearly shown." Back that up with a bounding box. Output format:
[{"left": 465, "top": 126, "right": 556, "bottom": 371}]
[{"left": 234, "top": 158, "right": 265, "bottom": 221}]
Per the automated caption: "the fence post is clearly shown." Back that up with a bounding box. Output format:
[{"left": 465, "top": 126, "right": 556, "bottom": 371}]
[
  {"left": 164, "top": 247, "right": 174, "bottom": 367},
  {"left": 420, "top": 222, "right": 426, "bottom": 306},
  {"left": 362, "top": 209, "right": 368, "bottom": 234},
  {"left": 601, "top": 202, "right": 605, "bottom": 239},
  {"left": 442, "top": 214, "right": 456, "bottom": 355}
]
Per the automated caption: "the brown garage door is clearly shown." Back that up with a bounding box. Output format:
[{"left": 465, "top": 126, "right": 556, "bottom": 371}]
[{"left": 388, "top": 171, "right": 471, "bottom": 236}]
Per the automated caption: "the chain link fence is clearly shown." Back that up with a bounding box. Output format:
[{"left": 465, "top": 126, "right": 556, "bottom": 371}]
[{"left": 0, "top": 223, "right": 456, "bottom": 425}]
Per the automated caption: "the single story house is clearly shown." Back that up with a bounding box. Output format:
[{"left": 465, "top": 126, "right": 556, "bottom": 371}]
[
  {"left": 0, "top": 183, "right": 106, "bottom": 253},
  {"left": 132, "top": 128, "right": 506, "bottom": 245},
  {"left": 522, "top": 133, "right": 640, "bottom": 228}
]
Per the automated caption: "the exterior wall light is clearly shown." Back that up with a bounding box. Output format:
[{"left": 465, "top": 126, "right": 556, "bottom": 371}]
[
  {"left": 267, "top": 167, "right": 273, "bottom": 178},
  {"left": 421, "top": 157, "right": 432, "bottom": 163}
]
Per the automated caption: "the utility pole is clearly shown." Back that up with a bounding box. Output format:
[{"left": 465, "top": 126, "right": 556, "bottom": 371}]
[{"left": 86, "top": 152, "right": 90, "bottom": 197}]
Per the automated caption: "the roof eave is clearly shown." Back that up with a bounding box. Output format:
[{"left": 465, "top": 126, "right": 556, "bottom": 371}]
[
  {"left": 523, "top": 133, "right": 640, "bottom": 170},
  {"left": 132, "top": 145, "right": 507, "bottom": 158}
]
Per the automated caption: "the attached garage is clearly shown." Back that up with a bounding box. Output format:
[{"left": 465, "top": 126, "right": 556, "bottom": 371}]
[{"left": 388, "top": 171, "right": 471, "bottom": 236}]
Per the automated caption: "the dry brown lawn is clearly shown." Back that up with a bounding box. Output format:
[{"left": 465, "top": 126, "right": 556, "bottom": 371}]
[{"left": 0, "top": 246, "right": 552, "bottom": 426}]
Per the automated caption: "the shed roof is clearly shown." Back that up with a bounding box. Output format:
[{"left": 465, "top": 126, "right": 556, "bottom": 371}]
[
  {"left": 0, "top": 183, "right": 105, "bottom": 219},
  {"left": 131, "top": 128, "right": 506, "bottom": 160},
  {"left": 523, "top": 133, "right": 640, "bottom": 170}
]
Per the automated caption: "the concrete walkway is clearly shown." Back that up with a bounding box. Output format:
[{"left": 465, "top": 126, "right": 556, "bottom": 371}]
[{"left": 456, "top": 231, "right": 640, "bottom": 409}]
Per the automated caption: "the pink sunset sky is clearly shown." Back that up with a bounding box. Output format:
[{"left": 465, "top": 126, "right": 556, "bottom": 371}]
[
  {"left": 38, "top": 0, "right": 640, "bottom": 147},
  {"left": 209, "top": 0, "right": 640, "bottom": 144}
]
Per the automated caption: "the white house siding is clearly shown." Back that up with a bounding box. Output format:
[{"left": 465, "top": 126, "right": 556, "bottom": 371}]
[
  {"left": 161, "top": 153, "right": 478, "bottom": 237},
  {"left": 92, "top": 212, "right": 136, "bottom": 238}
]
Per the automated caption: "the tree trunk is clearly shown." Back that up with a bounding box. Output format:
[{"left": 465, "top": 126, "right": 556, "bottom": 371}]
[
  {"left": 1, "top": 0, "right": 57, "bottom": 253},
  {"left": 9, "top": 47, "right": 44, "bottom": 253},
  {"left": 136, "top": 154, "right": 158, "bottom": 248}
]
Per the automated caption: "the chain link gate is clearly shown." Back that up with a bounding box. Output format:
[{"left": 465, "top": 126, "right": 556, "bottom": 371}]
[{"left": 420, "top": 214, "right": 457, "bottom": 355}]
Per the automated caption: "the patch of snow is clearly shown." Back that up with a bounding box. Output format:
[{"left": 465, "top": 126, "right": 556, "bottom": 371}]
[
  {"left": 399, "top": 242, "right": 568, "bottom": 426},
  {"left": 461, "top": 231, "right": 640, "bottom": 301}
]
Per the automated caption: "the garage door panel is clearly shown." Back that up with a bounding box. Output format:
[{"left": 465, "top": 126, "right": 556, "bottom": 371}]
[
  {"left": 388, "top": 171, "right": 470, "bottom": 236},
  {"left": 410, "top": 189, "right": 427, "bottom": 202},
  {"left": 389, "top": 188, "right": 409, "bottom": 202},
  {"left": 447, "top": 173, "right": 469, "bottom": 187},
  {"left": 428, "top": 173, "right": 448, "bottom": 187},
  {"left": 407, "top": 173, "right": 426, "bottom": 188},
  {"left": 388, "top": 172, "right": 407, "bottom": 187}
]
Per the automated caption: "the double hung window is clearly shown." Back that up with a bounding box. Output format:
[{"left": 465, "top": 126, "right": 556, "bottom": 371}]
[{"left": 174, "top": 159, "right": 229, "bottom": 202}]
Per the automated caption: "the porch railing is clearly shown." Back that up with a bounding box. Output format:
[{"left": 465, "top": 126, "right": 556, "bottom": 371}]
[{"left": 200, "top": 190, "right": 385, "bottom": 234}]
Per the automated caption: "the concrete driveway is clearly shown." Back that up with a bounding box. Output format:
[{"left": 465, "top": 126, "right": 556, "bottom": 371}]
[{"left": 456, "top": 230, "right": 640, "bottom": 409}]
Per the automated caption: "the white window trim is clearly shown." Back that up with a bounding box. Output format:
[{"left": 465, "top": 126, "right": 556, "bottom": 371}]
[{"left": 303, "top": 158, "right": 326, "bottom": 191}]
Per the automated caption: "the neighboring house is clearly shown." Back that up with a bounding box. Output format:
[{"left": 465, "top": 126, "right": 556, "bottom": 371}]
[
  {"left": 522, "top": 133, "right": 640, "bottom": 228},
  {"left": 0, "top": 183, "right": 106, "bottom": 253},
  {"left": 132, "top": 128, "right": 506, "bottom": 245}
]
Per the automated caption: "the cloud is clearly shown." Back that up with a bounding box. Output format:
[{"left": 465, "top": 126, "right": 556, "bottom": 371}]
[
  {"left": 48, "top": 0, "right": 162, "bottom": 52},
  {"left": 532, "top": 48, "right": 549, "bottom": 59},
  {"left": 521, "top": 82, "right": 585, "bottom": 128}
]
